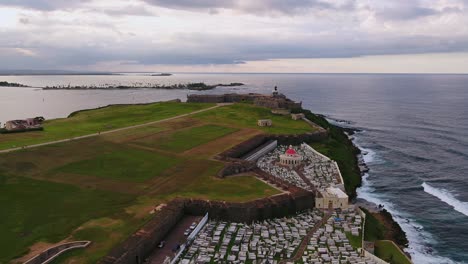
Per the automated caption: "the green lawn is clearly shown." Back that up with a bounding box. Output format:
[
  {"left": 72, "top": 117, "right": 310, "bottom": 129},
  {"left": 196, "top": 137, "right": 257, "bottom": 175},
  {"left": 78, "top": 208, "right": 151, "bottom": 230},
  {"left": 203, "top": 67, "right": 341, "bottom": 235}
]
[
  {"left": 56, "top": 147, "right": 182, "bottom": 182},
  {"left": 193, "top": 103, "right": 314, "bottom": 134},
  {"left": 143, "top": 124, "right": 238, "bottom": 152},
  {"left": 361, "top": 208, "right": 386, "bottom": 241},
  {"left": 0, "top": 174, "right": 134, "bottom": 263},
  {"left": 309, "top": 138, "right": 361, "bottom": 198},
  {"left": 374, "top": 240, "right": 412, "bottom": 264},
  {"left": 299, "top": 109, "right": 362, "bottom": 198},
  {"left": 0, "top": 102, "right": 214, "bottom": 150},
  {"left": 176, "top": 172, "right": 281, "bottom": 202},
  {"left": 346, "top": 231, "right": 363, "bottom": 249}
]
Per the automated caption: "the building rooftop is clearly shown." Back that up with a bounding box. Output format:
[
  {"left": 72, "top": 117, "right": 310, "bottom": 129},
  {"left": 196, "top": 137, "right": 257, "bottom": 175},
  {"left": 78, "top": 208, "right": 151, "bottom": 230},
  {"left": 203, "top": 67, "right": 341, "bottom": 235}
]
[
  {"left": 322, "top": 187, "right": 348, "bottom": 199},
  {"left": 285, "top": 146, "right": 298, "bottom": 155}
]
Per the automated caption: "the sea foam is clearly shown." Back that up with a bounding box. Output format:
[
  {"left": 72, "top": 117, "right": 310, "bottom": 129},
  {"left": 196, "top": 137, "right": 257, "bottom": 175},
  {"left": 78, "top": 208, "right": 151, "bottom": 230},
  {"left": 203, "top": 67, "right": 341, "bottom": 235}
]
[
  {"left": 422, "top": 182, "right": 468, "bottom": 217},
  {"left": 354, "top": 135, "right": 461, "bottom": 264}
]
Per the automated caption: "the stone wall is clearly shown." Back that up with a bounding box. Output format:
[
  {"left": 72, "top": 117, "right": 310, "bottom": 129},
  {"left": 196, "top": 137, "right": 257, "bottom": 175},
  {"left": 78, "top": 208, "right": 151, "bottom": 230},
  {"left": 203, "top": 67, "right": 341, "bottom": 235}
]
[
  {"left": 186, "top": 93, "right": 301, "bottom": 110},
  {"left": 24, "top": 241, "right": 91, "bottom": 264},
  {"left": 183, "top": 189, "right": 314, "bottom": 223},
  {"left": 217, "top": 134, "right": 269, "bottom": 160},
  {"left": 217, "top": 160, "right": 257, "bottom": 177},
  {"left": 269, "top": 131, "right": 328, "bottom": 146},
  {"left": 101, "top": 190, "right": 315, "bottom": 264},
  {"left": 100, "top": 201, "right": 185, "bottom": 264}
]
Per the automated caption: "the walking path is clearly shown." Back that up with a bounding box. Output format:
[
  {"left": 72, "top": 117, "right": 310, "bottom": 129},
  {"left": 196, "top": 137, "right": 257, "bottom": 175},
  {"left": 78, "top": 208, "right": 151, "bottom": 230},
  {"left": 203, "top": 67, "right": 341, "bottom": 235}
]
[
  {"left": 279, "top": 211, "right": 333, "bottom": 264},
  {"left": 0, "top": 104, "right": 222, "bottom": 154}
]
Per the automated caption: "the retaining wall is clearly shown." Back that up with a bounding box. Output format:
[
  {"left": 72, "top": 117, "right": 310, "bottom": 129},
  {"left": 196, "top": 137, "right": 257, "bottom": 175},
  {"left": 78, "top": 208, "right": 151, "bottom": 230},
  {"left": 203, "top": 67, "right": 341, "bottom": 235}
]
[
  {"left": 183, "top": 191, "right": 314, "bottom": 223},
  {"left": 363, "top": 250, "right": 390, "bottom": 264},
  {"left": 101, "top": 190, "right": 314, "bottom": 264},
  {"left": 100, "top": 201, "right": 185, "bottom": 264},
  {"left": 24, "top": 241, "right": 91, "bottom": 264}
]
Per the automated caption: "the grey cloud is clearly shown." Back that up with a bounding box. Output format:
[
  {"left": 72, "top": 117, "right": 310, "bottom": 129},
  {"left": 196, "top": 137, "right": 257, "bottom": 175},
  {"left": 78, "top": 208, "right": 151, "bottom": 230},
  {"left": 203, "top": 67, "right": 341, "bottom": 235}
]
[
  {"left": 89, "top": 5, "right": 157, "bottom": 17},
  {"left": 373, "top": 2, "right": 463, "bottom": 21},
  {"left": 5, "top": 32, "right": 467, "bottom": 69},
  {"left": 0, "top": 0, "right": 90, "bottom": 11},
  {"left": 141, "top": 0, "right": 354, "bottom": 15}
]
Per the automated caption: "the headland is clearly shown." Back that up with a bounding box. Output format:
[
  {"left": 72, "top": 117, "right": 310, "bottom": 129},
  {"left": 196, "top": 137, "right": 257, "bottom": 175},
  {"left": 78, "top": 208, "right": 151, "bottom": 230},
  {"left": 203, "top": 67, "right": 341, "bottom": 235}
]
[{"left": 0, "top": 89, "right": 410, "bottom": 264}]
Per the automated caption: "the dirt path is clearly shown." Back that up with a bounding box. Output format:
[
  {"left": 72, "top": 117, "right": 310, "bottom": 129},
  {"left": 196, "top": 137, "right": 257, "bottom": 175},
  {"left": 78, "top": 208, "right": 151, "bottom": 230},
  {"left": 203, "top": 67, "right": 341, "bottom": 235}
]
[{"left": 0, "top": 104, "right": 221, "bottom": 154}]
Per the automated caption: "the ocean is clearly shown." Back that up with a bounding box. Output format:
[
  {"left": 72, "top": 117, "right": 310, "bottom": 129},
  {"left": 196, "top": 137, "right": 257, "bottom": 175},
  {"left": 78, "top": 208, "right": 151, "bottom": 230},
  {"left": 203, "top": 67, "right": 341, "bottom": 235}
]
[{"left": 1, "top": 73, "right": 467, "bottom": 263}]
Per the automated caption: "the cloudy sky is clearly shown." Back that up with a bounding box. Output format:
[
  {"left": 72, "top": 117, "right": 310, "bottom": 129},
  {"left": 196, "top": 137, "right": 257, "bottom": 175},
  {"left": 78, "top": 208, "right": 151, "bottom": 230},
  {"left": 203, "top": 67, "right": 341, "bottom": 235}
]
[{"left": 1, "top": 0, "right": 468, "bottom": 73}]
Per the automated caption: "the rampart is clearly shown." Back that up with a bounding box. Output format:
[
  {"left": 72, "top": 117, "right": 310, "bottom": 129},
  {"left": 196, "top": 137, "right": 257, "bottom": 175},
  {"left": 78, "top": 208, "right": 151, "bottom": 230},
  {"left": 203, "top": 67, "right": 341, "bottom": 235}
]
[
  {"left": 101, "top": 190, "right": 314, "bottom": 264},
  {"left": 186, "top": 93, "right": 302, "bottom": 110},
  {"left": 100, "top": 201, "right": 185, "bottom": 264}
]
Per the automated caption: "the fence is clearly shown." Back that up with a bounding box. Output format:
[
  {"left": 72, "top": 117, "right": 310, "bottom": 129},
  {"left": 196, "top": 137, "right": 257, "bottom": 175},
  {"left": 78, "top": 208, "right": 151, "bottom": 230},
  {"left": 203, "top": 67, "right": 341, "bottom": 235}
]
[
  {"left": 244, "top": 140, "right": 277, "bottom": 161},
  {"left": 24, "top": 241, "right": 91, "bottom": 264},
  {"left": 170, "top": 213, "right": 209, "bottom": 264}
]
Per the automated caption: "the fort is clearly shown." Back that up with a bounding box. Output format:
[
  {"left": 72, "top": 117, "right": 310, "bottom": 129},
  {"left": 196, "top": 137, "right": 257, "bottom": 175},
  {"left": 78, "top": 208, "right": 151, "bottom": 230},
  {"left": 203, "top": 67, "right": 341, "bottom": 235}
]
[
  {"left": 186, "top": 90, "right": 302, "bottom": 111},
  {"left": 1, "top": 90, "right": 409, "bottom": 264}
]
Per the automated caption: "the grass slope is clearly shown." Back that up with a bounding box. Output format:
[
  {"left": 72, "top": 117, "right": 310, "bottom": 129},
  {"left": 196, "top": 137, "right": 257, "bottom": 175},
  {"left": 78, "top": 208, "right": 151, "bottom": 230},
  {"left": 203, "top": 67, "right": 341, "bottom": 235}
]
[
  {"left": 375, "top": 241, "right": 412, "bottom": 264},
  {"left": 135, "top": 124, "right": 238, "bottom": 152},
  {"left": 300, "top": 109, "right": 361, "bottom": 198},
  {"left": 0, "top": 102, "right": 214, "bottom": 150},
  {"left": 0, "top": 174, "right": 134, "bottom": 263},
  {"left": 0, "top": 102, "right": 289, "bottom": 263},
  {"left": 193, "top": 103, "right": 313, "bottom": 134},
  {"left": 56, "top": 147, "right": 182, "bottom": 182}
]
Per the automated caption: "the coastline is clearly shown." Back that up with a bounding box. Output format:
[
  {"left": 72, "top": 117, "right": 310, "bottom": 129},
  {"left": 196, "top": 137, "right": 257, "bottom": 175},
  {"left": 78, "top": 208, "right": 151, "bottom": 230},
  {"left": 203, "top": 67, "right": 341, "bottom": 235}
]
[{"left": 308, "top": 113, "right": 411, "bottom": 259}]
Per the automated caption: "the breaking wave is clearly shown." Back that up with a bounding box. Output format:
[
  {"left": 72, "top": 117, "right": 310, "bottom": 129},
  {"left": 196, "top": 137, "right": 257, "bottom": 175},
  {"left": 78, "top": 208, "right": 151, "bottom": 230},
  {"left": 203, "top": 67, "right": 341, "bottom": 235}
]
[
  {"left": 422, "top": 182, "right": 468, "bottom": 217},
  {"left": 354, "top": 136, "right": 462, "bottom": 263}
]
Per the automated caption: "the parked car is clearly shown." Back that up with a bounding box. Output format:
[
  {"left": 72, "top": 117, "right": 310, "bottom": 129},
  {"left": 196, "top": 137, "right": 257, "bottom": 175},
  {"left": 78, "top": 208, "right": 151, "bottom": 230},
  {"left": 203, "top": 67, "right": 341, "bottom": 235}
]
[
  {"left": 189, "top": 222, "right": 197, "bottom": 230},
  {"left": 184, "top": 229, "right": 191, "bottom": 236},
  {"left": 157, "top": 241, "right": 165, "bottom": 248}
]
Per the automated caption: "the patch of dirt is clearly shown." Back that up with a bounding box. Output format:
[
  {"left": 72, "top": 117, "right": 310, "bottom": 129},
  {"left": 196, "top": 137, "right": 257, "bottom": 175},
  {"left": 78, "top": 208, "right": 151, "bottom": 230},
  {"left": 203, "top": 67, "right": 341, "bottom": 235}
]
[{"left": 182, "top": 128, "right": 262, "bottom": 158}]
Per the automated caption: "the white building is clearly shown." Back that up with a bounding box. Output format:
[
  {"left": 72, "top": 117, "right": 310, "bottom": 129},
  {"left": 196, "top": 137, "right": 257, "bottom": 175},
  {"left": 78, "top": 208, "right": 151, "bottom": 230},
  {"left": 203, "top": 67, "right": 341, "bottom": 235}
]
[
  {"left": 315, "top": 187, "right": 348, "bottom": 209},
  {"left": 279, "top": 145, "right": 302, "bottom": 167},
  {"left": 257, "top": 119, "right": 272, "bottom": 127}
]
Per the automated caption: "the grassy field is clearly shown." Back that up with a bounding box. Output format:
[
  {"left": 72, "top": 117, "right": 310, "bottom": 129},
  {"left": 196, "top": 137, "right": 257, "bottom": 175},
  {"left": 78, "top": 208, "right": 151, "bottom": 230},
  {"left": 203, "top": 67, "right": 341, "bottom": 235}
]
[
  {"left": 134, "top": 124, "right": 238, "bottom": 152},
  {"left": 0, "top": 102, "right": 214, "bottom": 150},
  {"left": 56, "top": 146, "right": 182, "bottom": 182},
  {"left": 0, "top": 174, "right": 134, "bottom": 263},
  {"left": 193, "top": 103, "right": 314, "bottom": 135},
  {"left": 346, "top": 231, "right": 363, "bottom": 249},
  {"left": 301, "top": 109, "right": 361, "bottom": 198},
  {"left": 374, "top": 240, "right": 412, "bottom": 264},
  {"left": 0, "top": 102, "right": 297, "bottom": 263}
]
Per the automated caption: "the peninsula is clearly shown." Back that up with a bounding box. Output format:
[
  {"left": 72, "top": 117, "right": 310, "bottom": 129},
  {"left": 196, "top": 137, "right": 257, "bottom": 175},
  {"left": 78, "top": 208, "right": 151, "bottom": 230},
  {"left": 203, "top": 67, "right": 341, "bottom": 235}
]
[
  {"left": 1, "top": 89, "right": 409, "bottom": 264},
  {"left": 0, "top": 81, "right": 29, "bottom": 87},
  {"left": 41, "top": 82, "right": 244, "bottom": 90}
]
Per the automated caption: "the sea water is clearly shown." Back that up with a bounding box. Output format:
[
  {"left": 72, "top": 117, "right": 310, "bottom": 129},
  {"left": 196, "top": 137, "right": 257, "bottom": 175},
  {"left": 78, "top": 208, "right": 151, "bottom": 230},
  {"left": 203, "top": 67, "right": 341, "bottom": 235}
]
[{"left": 1, "top": 73, "right": 467, "bottom": 263}]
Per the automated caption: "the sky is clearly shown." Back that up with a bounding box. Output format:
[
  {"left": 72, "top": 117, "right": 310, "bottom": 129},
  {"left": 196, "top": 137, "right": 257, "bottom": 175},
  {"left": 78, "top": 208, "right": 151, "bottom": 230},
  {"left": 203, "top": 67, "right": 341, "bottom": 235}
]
[{"left": 0, "top": 0, "right": 468, "bottom": 73}]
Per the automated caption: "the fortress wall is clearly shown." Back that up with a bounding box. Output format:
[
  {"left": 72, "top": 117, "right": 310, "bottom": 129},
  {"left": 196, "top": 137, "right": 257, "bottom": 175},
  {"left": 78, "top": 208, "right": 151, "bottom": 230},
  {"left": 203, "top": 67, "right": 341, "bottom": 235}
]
[
  {"left": 100, "top": 200, "right": 185, "bottom": 264},
  {"left": 102, "top": 190, "right": 314, "bottom": 264},
  {"left": 218, "top": 131, "right": 328, "bottom": 161},
  {"left": 270, "top": 131, "right": 328, "bottom": 145},
  {"left": 217, "top": 134, "right": 269, "bottom": 160},
  {"left": 218, "top": 161, "right": 257, "bottom": 177},
  {"left": 183, "top": 191, "right": 314, "bottom": 223}
]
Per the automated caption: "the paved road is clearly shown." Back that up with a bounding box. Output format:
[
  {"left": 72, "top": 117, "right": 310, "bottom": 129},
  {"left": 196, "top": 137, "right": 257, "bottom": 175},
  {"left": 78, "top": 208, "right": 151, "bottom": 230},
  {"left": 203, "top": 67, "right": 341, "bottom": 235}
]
[{"left": 0, "top": 104, "right": 221, "bottom": 154}]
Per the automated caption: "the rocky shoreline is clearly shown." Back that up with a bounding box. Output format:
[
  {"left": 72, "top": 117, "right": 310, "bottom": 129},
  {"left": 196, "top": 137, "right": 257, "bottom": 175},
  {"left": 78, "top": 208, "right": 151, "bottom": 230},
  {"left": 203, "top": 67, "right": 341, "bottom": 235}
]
[{"left": 333, "top": 121, "right": 410, "bottom": 252}]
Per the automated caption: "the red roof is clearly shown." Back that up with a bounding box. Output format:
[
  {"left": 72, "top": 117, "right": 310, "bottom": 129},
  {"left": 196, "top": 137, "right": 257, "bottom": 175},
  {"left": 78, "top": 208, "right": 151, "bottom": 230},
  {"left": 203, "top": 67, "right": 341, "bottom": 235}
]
[{"left": 286, "top": 147, "right": 297, "bottom": 155}]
